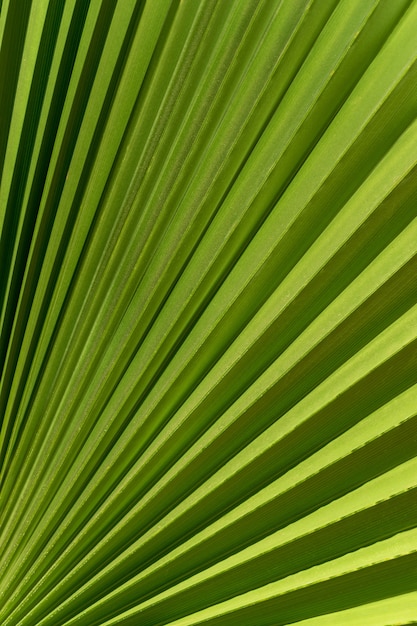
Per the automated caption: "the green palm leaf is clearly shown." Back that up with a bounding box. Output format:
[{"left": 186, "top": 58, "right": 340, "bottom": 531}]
[{"left": 1, "top": 1, "right": 417, "bottom": 624}]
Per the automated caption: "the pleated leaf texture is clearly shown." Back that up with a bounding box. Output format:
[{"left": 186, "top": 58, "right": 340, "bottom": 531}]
[{"left": 1, "top": 0, "right": 417, "bottom": 624}]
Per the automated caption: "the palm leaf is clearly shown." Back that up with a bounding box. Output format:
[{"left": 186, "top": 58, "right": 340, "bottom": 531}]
[{"left": 1, "top": 1, "right": 417, "bottom": 624}]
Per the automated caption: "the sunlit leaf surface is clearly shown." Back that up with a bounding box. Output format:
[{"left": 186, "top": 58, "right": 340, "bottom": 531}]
[{"left": 1, "top": 1, "right": 417, "bottom": 624}]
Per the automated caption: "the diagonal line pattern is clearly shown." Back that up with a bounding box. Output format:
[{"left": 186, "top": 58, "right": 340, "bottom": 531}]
[{"left": 1, "top": 1, "right": 417, "bottom": 625}]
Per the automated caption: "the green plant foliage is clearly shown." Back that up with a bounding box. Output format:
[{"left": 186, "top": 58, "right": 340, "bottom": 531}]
[{"left": 1, "top": 1, "right": 417, "bottom": 624}]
